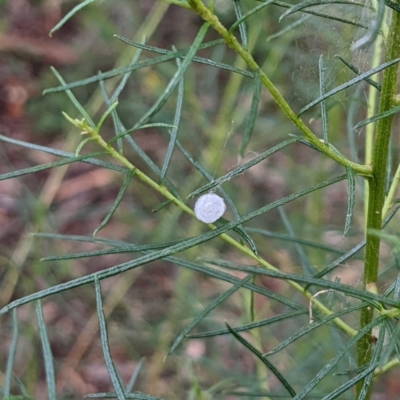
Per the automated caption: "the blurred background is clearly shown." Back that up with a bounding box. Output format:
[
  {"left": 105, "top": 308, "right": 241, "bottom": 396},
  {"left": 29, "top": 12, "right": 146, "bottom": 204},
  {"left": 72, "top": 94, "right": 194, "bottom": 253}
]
[{"left": 1, "top": 0, "right": 400, "bottom": 398}]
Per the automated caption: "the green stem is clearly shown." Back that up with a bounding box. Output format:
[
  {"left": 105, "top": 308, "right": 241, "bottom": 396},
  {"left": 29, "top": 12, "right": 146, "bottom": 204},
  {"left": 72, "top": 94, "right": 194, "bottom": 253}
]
[
  {"left": 364, "top": 33, "right": 383, "bottom": 227},
  {"left": 64, "top": 113, "right": 358, "bottom": 338},
  {"left": 357, "top": 8, "right": 400, "bottom": 397},
  {"left": 186, "top": 0, "right": 372, "bottom": 177}
]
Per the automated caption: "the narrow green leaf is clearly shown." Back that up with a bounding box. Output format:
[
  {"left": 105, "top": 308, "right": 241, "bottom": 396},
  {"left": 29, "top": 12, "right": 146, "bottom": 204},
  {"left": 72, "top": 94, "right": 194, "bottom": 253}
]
[
  {"left": 40, "top": 242, "right": 179, "bottom": 261},
  {"left": 36, "top": 232, "right": 306, "bottom": 309},
  {"left": 189, "top": 137, "right": 301, "bottom": 198},
  {"left": 382, "top": 276, "right": 398, "bottom": 297},
  {"left": 75, "top": 137, "right": 95, "bottom": 156},
  {"left": 380, "top": 319, "right": 400, "bottom": 367},
  {"left": 268, "top": 14, "right": 310, "bottom": 41},
  {"left": 191, "top": 175, "right": 348, "bottom": 241},
  {"left": 386, "top": 136, "right": 393, "bottom": 195},
  {"left": 96, "top": 101, "right": 119, "bottom": 132},
  {"left": 335, "top": 55, "right": 381, "bottom": 91},
  {"left": 344, "top": 166, "right": 355, "bottom": 237},
  {"left": 35, "top": 233, "right": 308, "bottom": 312},
  {"left": 351, "top": 0, "right": 385, "bottom": 50},
  {"left": 99, "top": 79, "right": 124, "bottom": 153},
  {"left": 152, "top": 200, "right": 173, "bottom": 213},
  {"left": 93, "top": 171, "right": 134, "bottom": 237},
  {"left": 50, "top": 67, "right": 96, "bottom": 129},
  {"left": 109, "top": 51, "right": 143, "bottom": 106},
  {"left": 203, "top": 259, "right": 399, "bottom": 307},
  {"left": 119, "top": 141, "right": 179, "bottom": 198},
  {"left": 107, "top": 47, "right": 143, "bottom": 152},
  {"left": 169, "top": 257, "right": 306, "bottom": 310},
  {"left": 128, "top": 23, "right": 210, "bottom": 133},
  {"left": 44, "top": 54, "right": 183, "bottom": 94},
  {"left": 226, "top": 323, "right": 296, "bottom": 396},
  {"left": 394, "top": 272, "right": 400, "bottom": 300},
  {"left": 36, "top": 301, "right": 56, "bottom": 400},
  {"left": 354, "top": 104, "right": 400, "bottom": 130},
  {"left": 298, "top": 57, "right": 400, "bottom": 116},
  {"left": 99, "top": 49, "right": 143, "bottom": 153},
  {"left": 187, "top": 309, "right": 307, "bottom": 338},
  {"left": 293, "top": 135, "right": 320, "bottom": 152},
  {"left": 346, "top": 84, "right": 365, "bottom": 162},
  {"left": 168, "top": 274, "right": 253, "bottom": 355},
  {"left": 226, "top": 390, "right": 286, "bottom": 397},
  {"left": 292, "top": 316, "right": 386, "bottom": 400},
  {"left": 0, "top": 174, "right": 346, "bottom": 315},
  {"left": 49, "top": 0, "right": 97, "bottom": 37},
  {"left": 174, "top": 137, "right": 248, "bottom": 243},
  {"left": 216, "top": 218, "right": 259, "bottom": 256},
  {"left": 39, "top": 248, "right": 123, "bottom": 261},
  {"left": 232, "top": 0, "right": 248, "bottom": 49},
  {"left": 321, "top": 364, "right": 377, "bottom": 400},
  {"left": 4, "top": 309, "right": 18, "bottom": 398},
  {"left": 270, "top": 0, "right": 369, "bottom": 29},
  {"left": 160, "top": 76, "right": 184, "bottom": 182},
  {"left": 109, "top": 123, "right": 177, "bottom": 144},
  {"left": 35, "top": 232, "right": 127, "bottom": 246},
  {"left": 278, "top": 207, "right": 315, "bottom": 276},
  {"left": 85, "top": 392, "right": 164, "bottom": 399},
  {"left": 279, "top": 0, "right": 370, "bottom": 22},
  {"left": 95, "top": 277, "right": 127, "bottom": 400},
  {"left": 126, "top": 358, "right": 145, "bottom": 392},
  {"left": 0, "top": 151, "right": 107, "bottom": 181},
  {"left": 97, "top": 26, "right": 210, "bottom": 201},
  {"left": 263, "top": 303, "right": 366, "bottom": 356},
  {"left": 239, "top": 69, "right": 261, "bottom": 156},
  {"left": 386, "top": 0, "right": 400, "bottom": 13},
  {"left": 114, "top": 37, "right": 253, "bottom": 78},
  {"left": 311, "top": 239, "right": 365, "bottom": 281},
  {"left": 334, "top": 365, "right": 369, "bottom": 376},
  {"left": 357, "top": 324, "right": 385, "bottom": 400},
  {"left": 44, "top": 39, "right": 251, "bottom": 94},
  {"left": 99, "top": 86, "right": 181, "bottom": 198},
  {"left": 0, "top": 133, "right": 128, "bottom": 173},
  {"left": 168, "top": 128, "right": 255, "bottom": 254},
  {"left": 245, "top": 227, "right": 344, "bottom": 254},
  {"left": 233, "top": 225, "right": 259, "bottom": 256},
  {"left": 229, "top": 0, "right": 275, "bottom": 32},
  {"left": 319, "top": 55, "right": 329, "bottom": 144},
  {"left": 311, "top": 206, "right": 400, "bottom": 283},
  {"left": 115, "top": 37, "right": 220, "bottom": 56}
]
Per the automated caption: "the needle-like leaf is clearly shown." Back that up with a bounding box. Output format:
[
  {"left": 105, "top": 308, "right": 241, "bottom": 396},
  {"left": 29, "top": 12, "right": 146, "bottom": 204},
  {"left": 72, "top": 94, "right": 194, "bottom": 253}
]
[
  {"left": 4, "top": 310, "right": 18, "bottom": 398},
  {"left": 232, "top": 0, "right": 248, "bottom": 49},
  {"left": 226, "top": 323, "right": 296, "bottom": 396},
  {"left": 49, "top": 0, "right": 98, "bottom": 37},
  {"left": 279, "top": 0, "right": 370, "bottom": 22},
  {"left": 299, "top": 58, "right": 400, "bottom": 116},
  {"left": 240, "top": 69, "right": 261, "bottom": 156},
  {"left": 93, "top": 170, "right": 134, "bottom": 236},
  {"left": 319, "top": 55, "right": 329, "bottom": 144},
  {"left": 0, "top": 174, "right": 347, "bottom": 315},
  {"left": 95, "top": 277, "right": 127, "bottom": 400},
  {"left": 335, "top": 55, "right": 381, "bottom": 91},
  {"left": 160, "top": 75, "right": 184, "bottom": 182},
  {"left": 36, "top": 301, "right": 56, "bottom": 400},
  {"left": 168, "top": 274, "right": 253, "bottom": 355},
  {"left": 189, "top": 137, "right": 301, "bottom": 198},
  {"left": 344, "top": 166, "right": 356, "bottom": 237}
]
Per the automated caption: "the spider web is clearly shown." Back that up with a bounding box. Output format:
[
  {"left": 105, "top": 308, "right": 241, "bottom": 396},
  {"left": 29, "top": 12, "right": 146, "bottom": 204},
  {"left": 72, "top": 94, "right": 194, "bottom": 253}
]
[{"left": 273, "top": 0, "right": 379, "bottom": 127}]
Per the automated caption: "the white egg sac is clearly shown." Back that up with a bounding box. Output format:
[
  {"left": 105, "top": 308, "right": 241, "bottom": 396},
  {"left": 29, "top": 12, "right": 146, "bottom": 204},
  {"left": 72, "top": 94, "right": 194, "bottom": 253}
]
[{"left": 194, "top": 193, "right": 226, "bottom": 223}]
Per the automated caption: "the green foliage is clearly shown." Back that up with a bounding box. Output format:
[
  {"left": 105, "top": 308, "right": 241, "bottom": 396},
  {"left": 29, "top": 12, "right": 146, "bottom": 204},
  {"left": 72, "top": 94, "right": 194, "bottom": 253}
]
[{"left": 2, "top": 0, "right": 400, "bottom": 399}]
